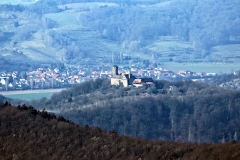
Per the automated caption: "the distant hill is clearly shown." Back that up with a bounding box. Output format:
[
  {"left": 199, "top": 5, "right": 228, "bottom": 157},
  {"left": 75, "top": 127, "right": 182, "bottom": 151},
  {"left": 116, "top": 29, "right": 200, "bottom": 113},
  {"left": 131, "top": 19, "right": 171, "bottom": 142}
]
[
  {"left": 10, "top": 78, "right": 240, "bottom": 143},
  {"left": 0, "top": 102, "right": 239, "bottom": 160},
  {"left": 0, "top": 0, "right": 239, "bottom": 70}
]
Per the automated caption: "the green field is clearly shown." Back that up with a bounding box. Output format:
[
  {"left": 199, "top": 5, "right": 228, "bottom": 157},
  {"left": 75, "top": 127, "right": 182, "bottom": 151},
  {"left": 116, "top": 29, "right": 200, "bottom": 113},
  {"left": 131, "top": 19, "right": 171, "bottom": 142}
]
[
  {"left": 0, "top": 0, "right": 38, "bottom": 5},
  {"left": 210, "top": 44, "right": 240, "bottom": 62},
  {"left": 162, "top": 62, "right": 240, "bottom": 74},
  {"left": 1, "top": 89, "right": 64, "bottom": 101},
  {"left": 148, "top": 40, "right": 193, "bottom": 52},
  {"left": 45, "top": 12, "right": 81, "bottom": 29},
  {"left": 4, "top": 92, "right": 52, "bottom": 101}
]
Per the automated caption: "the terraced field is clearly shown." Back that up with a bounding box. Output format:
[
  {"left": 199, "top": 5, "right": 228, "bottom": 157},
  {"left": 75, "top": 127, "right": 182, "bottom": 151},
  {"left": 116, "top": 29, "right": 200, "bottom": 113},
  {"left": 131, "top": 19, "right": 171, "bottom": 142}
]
[
  {"left": 45, "top": 12, "right": 81, "bottom": 29},
  {"left": 15, "top": 31, "right": 61, "bottom": 62},
  {"left": 44, "top": 10, "right": 123, "bottom": 59},
  {"left": 210, "top": 44, "right": 240, "bottom": 62},
  {"left": 58, "top": 2, "right": 118, "bottom": 11},
  {"left": 146, "top": 40, "right": 194, "bottom": 62}
]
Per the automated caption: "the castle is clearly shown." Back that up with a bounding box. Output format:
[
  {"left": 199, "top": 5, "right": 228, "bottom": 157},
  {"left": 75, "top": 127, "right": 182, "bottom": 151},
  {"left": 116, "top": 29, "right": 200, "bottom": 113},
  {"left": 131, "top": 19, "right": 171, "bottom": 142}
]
[
  {"left": 110, "top": 65, "right": 153, "bottom": 87},
  {"left": 110, "top": 65, "right": 136, "bottom": 87}
]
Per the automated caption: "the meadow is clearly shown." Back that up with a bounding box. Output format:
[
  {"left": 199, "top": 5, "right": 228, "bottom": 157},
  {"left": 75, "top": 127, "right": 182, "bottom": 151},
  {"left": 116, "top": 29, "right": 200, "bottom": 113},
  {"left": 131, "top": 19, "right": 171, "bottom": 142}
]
[
  {"left": 210, "top": 44, "right": 240, "bottom": 62},
  {"left": 162, "top": 62, "right": 240, "bottom": 74},
  {"left": 0, "top": 89, "right": 64, "bottom": 101},
  {"left": 4, "top": 92, "right": 52, "bottom": 101},
  {"left": 0, "top": 0, "right": 37, "bottom": 5}
]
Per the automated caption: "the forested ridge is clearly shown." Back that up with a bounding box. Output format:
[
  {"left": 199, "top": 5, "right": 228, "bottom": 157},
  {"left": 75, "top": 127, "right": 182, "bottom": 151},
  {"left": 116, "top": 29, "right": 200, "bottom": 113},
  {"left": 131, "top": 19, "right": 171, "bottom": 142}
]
[
  {"left": 0, "top": 102, "right": 240, "bottom": 160},
  {"left": 9, "top": 78, "right": 240, "bottom": 144}
]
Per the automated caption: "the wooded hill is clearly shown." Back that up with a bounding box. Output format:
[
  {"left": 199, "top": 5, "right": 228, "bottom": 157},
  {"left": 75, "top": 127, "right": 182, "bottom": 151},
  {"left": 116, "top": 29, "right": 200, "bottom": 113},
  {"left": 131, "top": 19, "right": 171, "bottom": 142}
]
[
  {"left": 206, "top": 72, "right": 240, "bottom": 90},
  {"left": 0, "top": 0, "right": 239, "bottom": 69},
  {"left": 9, "top": 78, "right": 240, "bottom": 144},
  {"left": 29, "top": 0, "right": 240, "bottom": 59},
  {"left": 0, "top": 102, "right": 239, "bottom": 160}
]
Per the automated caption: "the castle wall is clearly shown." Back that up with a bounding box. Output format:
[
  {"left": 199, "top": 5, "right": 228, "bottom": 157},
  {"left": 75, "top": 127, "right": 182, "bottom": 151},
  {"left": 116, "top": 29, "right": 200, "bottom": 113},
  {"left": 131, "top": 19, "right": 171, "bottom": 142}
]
[{"left": 111, "top": 78, "right": 128, "bottom": 87}]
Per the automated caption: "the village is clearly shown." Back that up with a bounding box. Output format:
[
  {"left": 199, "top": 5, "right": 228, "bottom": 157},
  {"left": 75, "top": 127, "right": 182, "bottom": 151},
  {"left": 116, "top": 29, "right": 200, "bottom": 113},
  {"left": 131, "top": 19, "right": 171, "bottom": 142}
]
[{"left": 0, "top": 63, "right": 220, "bottom": 91}]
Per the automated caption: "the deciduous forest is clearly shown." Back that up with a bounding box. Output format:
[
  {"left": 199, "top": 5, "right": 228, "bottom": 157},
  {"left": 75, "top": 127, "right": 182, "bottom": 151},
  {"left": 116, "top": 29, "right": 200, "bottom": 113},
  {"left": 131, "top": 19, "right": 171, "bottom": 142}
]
[{"left": 8, "top": 75, "right": 240, "bottom": 143}]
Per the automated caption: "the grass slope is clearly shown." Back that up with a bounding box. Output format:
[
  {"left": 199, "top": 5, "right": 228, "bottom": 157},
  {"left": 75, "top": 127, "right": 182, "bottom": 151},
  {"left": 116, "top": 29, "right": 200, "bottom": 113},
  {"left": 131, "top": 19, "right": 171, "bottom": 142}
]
[{"left": 210, "top": 44, "right": 240, "bottom": 62}]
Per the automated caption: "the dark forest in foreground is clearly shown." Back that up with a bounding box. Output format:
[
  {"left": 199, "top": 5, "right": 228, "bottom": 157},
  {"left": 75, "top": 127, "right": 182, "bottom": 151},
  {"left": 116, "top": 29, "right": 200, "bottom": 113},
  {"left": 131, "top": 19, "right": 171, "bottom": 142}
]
[{"left": 0, "top": 103, "right": 239, "bottom": 160}]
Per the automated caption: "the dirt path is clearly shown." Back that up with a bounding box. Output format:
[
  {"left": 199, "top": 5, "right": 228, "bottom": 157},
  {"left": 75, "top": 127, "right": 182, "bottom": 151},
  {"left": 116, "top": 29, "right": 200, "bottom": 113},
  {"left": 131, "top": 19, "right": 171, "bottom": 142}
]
[{"left": 0, "top": 88, "right": 67, "bottom": 95}]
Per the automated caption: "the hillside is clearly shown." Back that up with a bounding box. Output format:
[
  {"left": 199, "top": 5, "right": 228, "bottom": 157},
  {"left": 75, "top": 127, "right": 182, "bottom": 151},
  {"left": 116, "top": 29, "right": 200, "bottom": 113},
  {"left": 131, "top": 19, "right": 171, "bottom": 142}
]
[
  {"left": 0, "top": 94, "right": 7, "bottom": 102},
  {"left": 0, "top": 0, "right": 239, "bottom": 72},
  {"left": 9, "top": 78, "right": 240, "bottom": 143},
  {"left": 0, "top": 102, "right": 240, "bottom": 160},
  {"left": 206, "top": 72, "right": 240, "bottom": 90}
]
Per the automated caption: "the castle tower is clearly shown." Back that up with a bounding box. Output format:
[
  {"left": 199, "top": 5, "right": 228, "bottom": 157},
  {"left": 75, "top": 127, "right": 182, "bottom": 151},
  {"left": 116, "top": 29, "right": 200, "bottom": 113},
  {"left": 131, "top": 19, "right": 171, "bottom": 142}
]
[{"left": 112, "top": 65, "right": 118, "bottom": 75}]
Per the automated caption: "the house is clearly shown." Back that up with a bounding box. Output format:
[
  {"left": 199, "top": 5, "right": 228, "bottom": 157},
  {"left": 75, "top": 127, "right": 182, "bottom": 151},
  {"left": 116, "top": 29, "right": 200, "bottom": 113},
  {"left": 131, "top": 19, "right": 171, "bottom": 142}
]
[
  {"left": 54, "top": 68, "right": 59, "bottom": 73},
  {"left": 132, "top": 78, "right": 154, "bottom": 87},
  {"left": 178, "top": 70, "right": 186, "bottom": 76},
  {"left": 1, "top": 72, "right": 6, "bottom": 77},
  {"left": 234, "top": 70, "right": 240, "bottom": 76},
  {"left": 0, "top": 78, "right": 6, "bottom": 85},
  {"left": 206, "top": 73, "right": 217, "bottom": 76}
]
